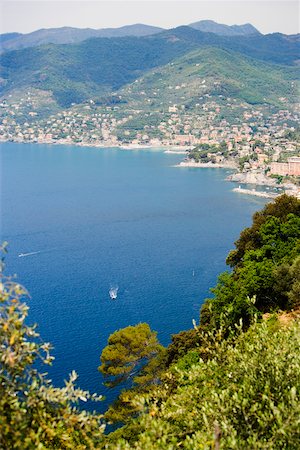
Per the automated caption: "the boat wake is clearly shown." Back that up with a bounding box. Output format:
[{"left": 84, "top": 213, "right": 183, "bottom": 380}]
[
  {"left": 109, "top": 286, "right": 119, "bottom": 300},
  {"left": 18, "top": 251, "right": 41, "bottom": 258}
]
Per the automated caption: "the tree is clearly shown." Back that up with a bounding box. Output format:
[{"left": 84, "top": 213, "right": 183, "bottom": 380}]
[
  {"left": 226, "top": 195, "right": 300, "bottom": 268},
  {"left": 106, "top": 320, "right": 300, "bottom": 450},
  {"left": 99, "top": 323, "right": 164, "bottom": 388},
  {"left": 201, "top": 196, "right": 300, "bottom": 331},
  {"left": 99, "top": 323, "right": 166, "bottom": 425}
]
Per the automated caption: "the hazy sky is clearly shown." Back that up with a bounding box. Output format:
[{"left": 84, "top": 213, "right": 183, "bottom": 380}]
[{"left": 0, "top": 0, "right": 299, "bottom": 35}]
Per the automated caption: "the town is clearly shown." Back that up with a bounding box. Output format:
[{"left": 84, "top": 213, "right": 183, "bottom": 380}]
[{"left": 1, "top": 88, "right": 299, "bottom": 197}]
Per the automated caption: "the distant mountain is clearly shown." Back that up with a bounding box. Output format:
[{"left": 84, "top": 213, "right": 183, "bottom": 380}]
[
  {"left": 0, "top": 19, "right": 261, "bottom": 53},
  {"left": 189, "top": 20, "right": 260, "bottom": 36},
  {"left": 0, "top": 24, "right": 163, "bottom": 52},
  {"left": 160, "top": 26, "right": 300, "bottom": 66}
]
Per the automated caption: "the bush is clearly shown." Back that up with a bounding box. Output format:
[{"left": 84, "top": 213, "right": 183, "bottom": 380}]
[{"left": 110, "top": 319, "right": 300, "bottom": 449}]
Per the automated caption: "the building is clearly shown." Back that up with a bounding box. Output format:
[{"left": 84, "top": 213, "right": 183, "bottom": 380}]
[
  {"left": 288, "top": 157, "right": 300, "bottom": 176},
  {"left": 270, "top": 157, "right": 300, "bottom": 176}
]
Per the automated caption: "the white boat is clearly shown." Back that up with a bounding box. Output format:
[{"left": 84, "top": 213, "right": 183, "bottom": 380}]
[{"left": 109, "top": 287, "right": 118, "bottom": 300}]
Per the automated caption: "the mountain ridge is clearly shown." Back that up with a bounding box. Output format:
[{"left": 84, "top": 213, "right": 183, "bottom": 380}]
[
  {"left": 0, "top": 24, "right": 299, "bottom": 113},
  {"left": 0, "top": 24, "right": 164, "bottom": 52},
  {"left": 0, "top": 19, "right": 263, "bottom": 53},
  {"left": 189, "top": 19, "right": 260, "bottom": 36}
]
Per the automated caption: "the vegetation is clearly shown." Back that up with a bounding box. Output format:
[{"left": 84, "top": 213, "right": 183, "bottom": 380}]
[
  {"left": 98, "top": 323, "right": 166, "bottom": 424},
  {"left": 1, "top": 31, "right": 299, "bottom": 109},
  {"left": 284, "top": 127, "right": 300, "bottom": 143},
  {"left": 188, "top": 141, "right": 228, "bottom": 163},
  {"left": 106, "top": 319, "right": 300, "bottom": 449},
  {"left": 200, "top": 195, "right": 300, "bottom": 331},
  {"left": 99, "top": 323, "right": 165, "bottom": 388}
]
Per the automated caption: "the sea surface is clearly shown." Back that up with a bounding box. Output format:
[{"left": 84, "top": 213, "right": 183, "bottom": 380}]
[{"left": 1, "top": 142, "right": 267, "bottom": 411}]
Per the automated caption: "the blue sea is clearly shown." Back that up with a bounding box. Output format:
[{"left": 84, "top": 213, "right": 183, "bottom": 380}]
[{"left": 1, "top": 142, "right": 266, "bottom": 411}]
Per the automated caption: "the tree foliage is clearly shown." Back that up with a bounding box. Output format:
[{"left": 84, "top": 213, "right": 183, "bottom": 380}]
[
  {"left": 107, "top": 319, "right": 300, "bottom": 449},
  {"left": 201, "top": 195, "right": 300, "bottom": 330},
  {"left": 99, "top": 323, "right": 164, "bottom": 388}
]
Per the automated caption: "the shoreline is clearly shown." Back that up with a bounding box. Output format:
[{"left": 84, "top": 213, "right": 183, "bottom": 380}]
[
  {"left": 2, "top": 138, "right": 299, "bottom": 199},
  {"left": 0, "top": 138, "right": 190, "bottom": 152},
  {"left": 174, "top": 160, "right": 237, "bottom": 169},
  {"left": 232, "top": 187, "right": 279, "bottom": 199}
]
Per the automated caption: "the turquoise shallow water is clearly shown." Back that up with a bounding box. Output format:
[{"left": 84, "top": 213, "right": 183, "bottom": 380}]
[{"left": 1, "top": 142, "right": 266, "bottom": 410}]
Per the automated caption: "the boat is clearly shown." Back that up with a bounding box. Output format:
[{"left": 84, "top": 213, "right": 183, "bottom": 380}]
[{"left": 109, "top": 287, "right": 118, "bottom": 300}]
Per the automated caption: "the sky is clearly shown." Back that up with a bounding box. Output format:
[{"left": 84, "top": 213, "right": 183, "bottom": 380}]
[{"left": 0, "top": 0, "right": 299, "bottom": 35}]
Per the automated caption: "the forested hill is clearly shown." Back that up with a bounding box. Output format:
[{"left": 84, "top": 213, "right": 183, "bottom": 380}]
[
  {"left": 1, "top": 25, "right": 299, "bottom": 109},
  {"left": 160, "top": 26, "right": 300, "bottom": 66},
  {"left": 119, "top": 47, "right": 299, "bottom": 109}
]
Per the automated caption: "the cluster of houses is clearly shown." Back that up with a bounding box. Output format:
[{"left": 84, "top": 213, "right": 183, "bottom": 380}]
[{"left": 0, "top": 93, "right": 299, "bottom": 183}]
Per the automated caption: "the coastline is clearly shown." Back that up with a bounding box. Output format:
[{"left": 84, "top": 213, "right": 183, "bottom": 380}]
[
  {"left": 232, "top": 187, "right": 279, "bottom": 199},
  {"left": 2, "top": 138, "right": 299, "bottom": 199},
  {"left": 0, "top": 137, "right": 190, "bottom": 153},
  {"left": 174, "top": 160, "right": 237, "bottom": 169},
  {"left": 226, "top": 171, "right": 277, "bottom": 187}
]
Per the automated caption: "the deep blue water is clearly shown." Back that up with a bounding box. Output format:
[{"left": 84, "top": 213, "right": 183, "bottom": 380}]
[{"left": 1, "top": 142, "right": 266, "bottom": 411}]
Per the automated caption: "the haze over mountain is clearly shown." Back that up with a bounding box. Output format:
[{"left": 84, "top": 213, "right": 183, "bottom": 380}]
[
  {"left": 189, "top": 20, "right": 260, "bottom": 36},
  {"left": 0, "top": 24, "right": 164, "bottom": 52},
  {"left": 0, "top": 20, "right": 262, "bottom": 52}
]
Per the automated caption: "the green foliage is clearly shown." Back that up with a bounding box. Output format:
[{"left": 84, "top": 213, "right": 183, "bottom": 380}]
[
  {"left": 226, "top": 194, "right": 300, "bottom": 268},
  {"left": 284, "top": 127, "right": 300, "bottom": 143},
  {"left": 109, "top": 320, "right": 300, "bottom": 449},
  {"left": 99, "top": 324, "right": 166, "bottom": 425},
  {"left": 188, "top": 143, "right": 225, "bottom": 163},
  {"left": 286, "top": 255, "right": 300, "bottom": 308},
  {"left": 165, "top": 328, "right": 202, "bottom": 366},
  {"left": 0, "top": 36, "right": 192, "bottom": 107},
  {"left": 99, "top": 323, "right": 164, "bottom": 388},
  {"left": 201, "top": 195, "right": 300, "bottom": 330},
  {"left": 0, "top": 252, "right": 104, "bottom": 449}
]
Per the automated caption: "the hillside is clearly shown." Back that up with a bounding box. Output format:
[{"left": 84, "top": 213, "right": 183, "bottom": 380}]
[
  {"left": 1, "top": 25, "right": 299, "bottom": 111},
  {"left": 161, "top": 26, "right": 300, "bottom": 66},
  {"left": 0, "top": 36, "right": 194, "bottom": 107},
  {"left": 118, "top": 46, "right": 299, "bottom": 109}
]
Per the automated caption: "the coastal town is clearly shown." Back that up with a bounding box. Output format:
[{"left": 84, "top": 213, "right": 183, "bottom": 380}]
[{"left": 1, "top": 89, "right": 299, "bottom": 198}]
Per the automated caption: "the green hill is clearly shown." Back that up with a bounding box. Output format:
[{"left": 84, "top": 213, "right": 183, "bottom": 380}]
[
  {"left": 1, "top": 27, "right": 299, "bottom": 109},
  {"left": 0, "top": 36, "right": 194, "bottom": 107},
  {"left": 118, "top": 46, "right": 299, "bottom": 110}
]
